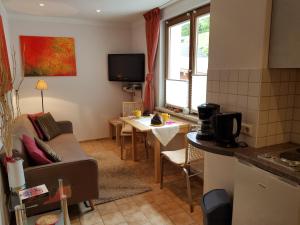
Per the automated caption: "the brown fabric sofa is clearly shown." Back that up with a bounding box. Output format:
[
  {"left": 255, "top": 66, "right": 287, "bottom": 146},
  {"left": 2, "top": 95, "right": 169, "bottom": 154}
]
[{"left": 1, "top": 115, "right": 99, "bottom": 214}]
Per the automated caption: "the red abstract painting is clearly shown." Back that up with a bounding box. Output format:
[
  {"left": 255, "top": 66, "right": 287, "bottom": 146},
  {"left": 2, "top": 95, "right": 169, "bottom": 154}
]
[
  {"left": 20, "top": 36, "right": 77, "bottom": 76},
  {"left": 0, "top": 15, "right": 12, "bottom": 95}
]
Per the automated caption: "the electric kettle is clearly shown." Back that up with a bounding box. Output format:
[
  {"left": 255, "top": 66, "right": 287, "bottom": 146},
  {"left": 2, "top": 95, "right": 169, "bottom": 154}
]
[{"left": 213, "top": 112, "right": 242, "bottom": 148}]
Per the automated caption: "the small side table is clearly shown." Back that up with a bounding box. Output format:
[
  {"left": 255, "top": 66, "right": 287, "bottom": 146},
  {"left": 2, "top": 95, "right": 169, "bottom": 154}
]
[{"left": 108, "top": 119, "right": 122, "bottom": 145}]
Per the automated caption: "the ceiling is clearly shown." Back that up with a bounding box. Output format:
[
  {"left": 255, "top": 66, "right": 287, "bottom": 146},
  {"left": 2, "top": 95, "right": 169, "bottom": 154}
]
[{"left": 3, "top": 0, "right": 176, "bottom": 23}]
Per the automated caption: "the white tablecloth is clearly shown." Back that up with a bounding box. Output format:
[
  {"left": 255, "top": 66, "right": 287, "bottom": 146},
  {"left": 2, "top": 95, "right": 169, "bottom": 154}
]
[{"left": 134, "top": 117, "right": 179, "bottom": 146}]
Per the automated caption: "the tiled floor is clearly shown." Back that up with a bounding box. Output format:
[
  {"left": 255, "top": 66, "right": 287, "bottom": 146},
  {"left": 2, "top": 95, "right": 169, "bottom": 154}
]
[{"left": 70, "top": 138, "right": 204, "bottom": 225}]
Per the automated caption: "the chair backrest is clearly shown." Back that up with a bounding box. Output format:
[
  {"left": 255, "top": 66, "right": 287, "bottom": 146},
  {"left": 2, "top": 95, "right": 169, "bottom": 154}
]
[{"left": 122, "top": 102, "right": 143, "bottom": 117}]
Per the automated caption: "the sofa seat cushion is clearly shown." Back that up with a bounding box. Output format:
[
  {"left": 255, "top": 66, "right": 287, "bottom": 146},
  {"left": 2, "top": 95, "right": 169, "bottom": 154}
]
[{"left": 47, "top": 134, "right": 88, "bottom": 161}]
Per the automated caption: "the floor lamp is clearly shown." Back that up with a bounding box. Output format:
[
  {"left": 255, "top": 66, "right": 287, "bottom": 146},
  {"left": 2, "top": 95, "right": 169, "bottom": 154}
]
[{"left": 36, "top": 80, "right": 48, "bottom": 113}]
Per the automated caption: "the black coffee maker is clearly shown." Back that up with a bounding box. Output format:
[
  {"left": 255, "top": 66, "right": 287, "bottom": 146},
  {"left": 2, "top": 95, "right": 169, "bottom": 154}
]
[
  {"left": 213, "top": 112, "right": 242, "bottom": 148},
  {"left": 196, "top": 103, "right": 220, "bottom": 140}
]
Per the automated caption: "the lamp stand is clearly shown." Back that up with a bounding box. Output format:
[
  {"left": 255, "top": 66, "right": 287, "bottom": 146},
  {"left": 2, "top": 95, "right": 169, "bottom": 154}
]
[{"left": 40, "top": 90, "right": 44, "bottom": 113}]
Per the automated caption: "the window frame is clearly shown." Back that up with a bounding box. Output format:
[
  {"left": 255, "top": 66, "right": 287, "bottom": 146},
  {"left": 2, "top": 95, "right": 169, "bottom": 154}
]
[{"left": 164, "top": 4, "right": 210, "bottom": 113}]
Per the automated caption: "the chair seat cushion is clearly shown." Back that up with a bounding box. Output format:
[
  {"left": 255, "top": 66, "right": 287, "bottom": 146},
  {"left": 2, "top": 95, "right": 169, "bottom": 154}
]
[
  {"left": 121, "top": 124, "right": 133, "bottom": 134},
  {"left": 162, "top": 149, "right": 186, "bottom": 165}
]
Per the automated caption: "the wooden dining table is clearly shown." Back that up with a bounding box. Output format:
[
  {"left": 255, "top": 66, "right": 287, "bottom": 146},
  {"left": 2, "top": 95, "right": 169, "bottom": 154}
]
[{"left": 120, "top": 116, "right": 190, "bottom": 183}]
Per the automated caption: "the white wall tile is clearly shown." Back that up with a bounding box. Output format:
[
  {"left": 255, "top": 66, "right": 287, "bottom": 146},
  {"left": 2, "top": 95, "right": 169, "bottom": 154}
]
[
  {"left": 220, "top": 81, "right": 229, "bottom": 93},
  {"left": 238, "top": 70, "right": 249, "bottom": 82},
  {"left": 269, "top": 96, "right": 279, "bottom": 109},
  {"left": 248, "top": 83, "right": 260, "bottom": 97},
  {"left": 237, "top": 82, "right": 248, "bottom": 95},
  {"left": 270, "top": 70, "right": 281, "bottom": 82},
  {"left": 262, "top": 69, "right": 271, "bottom": 83},
  {"left": 229, "top": 70, "right": 239, "bottom": 81},
  {"left": 280, "top": 70, "right": 290, "bottom": 82},
  {"left": 260, "top": 97, "right": 270, "bottom": 110},
  {"left": 269, "top": 110, "right": 280, "bottom": 123},
  {"left": 261, "top": 83, "right": 271, "bottom": 96},
  {"left": 212, "top": 81, "right": 220, "bottom": 93},
  {"left": 294, "top": 108, "right": 300, "bottom": 121},
  {"left": 279, "top": 82, "right": 289, "bottom": 95},
  {"left": 256, "top": 137, "right": 267, "bottom": 148},
  {"left": 270, "top": 83, "right": 281, "bottom": 96},
  {"left": 249, "top": 70, "right": 262, "bottom": 83},
  {"left": 237, "top": 95, "right": 248, "bottom": 108},
  {"left": 247, "top": 97, "right": 259, "bottom": 110},
  {"left": 292, "top": 121, "right": 300, "bottom": 134},
  {"left": 288, "top": 82, "right": 296, "bottom": 95},
  {"left": 220, "top": 70, "right": 229, "bottom": 81},
  {"left": 291, "top": 133, "right": 300, "bottom": 144},
  {"left": 257, "top": 124, "right": 268, "bottom": 137},
  {"left": 258, "top": 111, "right": 269, "bottom": 124},
  {"left": 247, "top": 110, "right": 258, "bottom": 124},
  {"left": 287, "top": 95, "right": 295, "bottom": 108},
  {"left": 228, "top": 82, "right": 238, "bottom": 94},
  {"left": 294, "top": 95, "right": 300, "bottom": 108}
]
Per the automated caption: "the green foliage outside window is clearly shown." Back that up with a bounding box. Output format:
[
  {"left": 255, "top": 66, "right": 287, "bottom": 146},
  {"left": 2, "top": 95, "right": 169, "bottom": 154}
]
[{"left": 181, "top": 16, "right": 210, "bottom": 37}]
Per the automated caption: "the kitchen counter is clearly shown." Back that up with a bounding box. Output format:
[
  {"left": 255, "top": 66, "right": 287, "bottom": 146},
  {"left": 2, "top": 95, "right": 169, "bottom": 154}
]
[
  {"left": 187, "top": 132, "right": 300, "bottom": 185},
  {"left": 186, "top": 132, "right": 250, "bottom": 156}
]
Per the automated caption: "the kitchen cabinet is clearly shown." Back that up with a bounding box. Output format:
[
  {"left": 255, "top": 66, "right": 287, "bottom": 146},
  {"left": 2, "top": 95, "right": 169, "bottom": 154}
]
[
  {"left": 232, "top": 159, "right": 300, "bottom": 225},
  {"left": 269, "top": 0, "right": 300, "bottom": 68}
]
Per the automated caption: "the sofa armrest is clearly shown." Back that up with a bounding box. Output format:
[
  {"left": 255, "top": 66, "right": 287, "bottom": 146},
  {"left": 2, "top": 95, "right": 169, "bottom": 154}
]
[
  {"left": 57, "top": 121, "right": 73, "bottom": 134},
  {"left": 24, "top": 158, "right": 99, "bottom": 204}
]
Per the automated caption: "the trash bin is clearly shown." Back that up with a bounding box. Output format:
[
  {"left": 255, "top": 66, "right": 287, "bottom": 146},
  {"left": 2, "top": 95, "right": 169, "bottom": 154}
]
[{"left": 200, "top": 189, "right": 232, "bottom": 225}]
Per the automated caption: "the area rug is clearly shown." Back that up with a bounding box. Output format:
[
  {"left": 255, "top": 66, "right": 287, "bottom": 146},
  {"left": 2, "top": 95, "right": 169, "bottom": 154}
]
[{"left": 89, "top": 144, "right": 152, "bottom": 205}]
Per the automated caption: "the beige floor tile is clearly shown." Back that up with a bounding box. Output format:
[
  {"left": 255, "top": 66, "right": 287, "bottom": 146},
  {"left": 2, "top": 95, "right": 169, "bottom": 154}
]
[
  {"left": 80, "top": 211, "right": 103, "bottom": 225},
  {"left": 97, "top": 202, "right": 119, "bottom": 216},
  {"left": 115, "top": 197, "right": 134, "bottom": 206},
  {"left": 145, "top": 213, "right": 173, "bottom": 225},
  {"left": 117, "top": 202, "right": 139, "bottom": 215},
  {"left": 123, "top": 211, "right": 148, "bottom": 225},
  {"left": 168, "top": 211, "right": 195, "bottom": 225},
  {"left": 101, "top": 212, "right": 126, "bottom": 225}
]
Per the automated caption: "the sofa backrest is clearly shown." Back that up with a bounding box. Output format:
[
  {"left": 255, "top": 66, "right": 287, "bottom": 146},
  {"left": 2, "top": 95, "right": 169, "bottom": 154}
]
[{"left": 12, "top": 115, "right": 38, "bottom": 168}]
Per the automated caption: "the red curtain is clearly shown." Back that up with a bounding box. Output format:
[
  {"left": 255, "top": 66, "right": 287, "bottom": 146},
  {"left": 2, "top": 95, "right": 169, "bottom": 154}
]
[
  {"left": 0, "top": 16, "right": 12, "bottom": 96},
  {"left": 143, "top": 8, "right": 160, "bottom": 113}
]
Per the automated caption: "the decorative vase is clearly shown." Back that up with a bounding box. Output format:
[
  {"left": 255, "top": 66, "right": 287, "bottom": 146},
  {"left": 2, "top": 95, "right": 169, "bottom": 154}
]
[{"left": 6, "top": 157, "right": 26, "bottom": 193}]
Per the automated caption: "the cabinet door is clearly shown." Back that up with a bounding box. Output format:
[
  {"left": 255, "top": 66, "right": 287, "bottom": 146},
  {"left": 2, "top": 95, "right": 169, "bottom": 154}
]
[
  {"left": 269, "top": 0, "right": 300, "bottom": 68},
  {"left": 232, "top": 160, "right": 300, "bottom": 225}
]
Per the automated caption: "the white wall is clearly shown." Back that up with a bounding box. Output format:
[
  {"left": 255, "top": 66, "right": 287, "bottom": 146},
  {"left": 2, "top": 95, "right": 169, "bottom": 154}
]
[{"left": 9, "top": 15, "right": 132, "bottom": 141}]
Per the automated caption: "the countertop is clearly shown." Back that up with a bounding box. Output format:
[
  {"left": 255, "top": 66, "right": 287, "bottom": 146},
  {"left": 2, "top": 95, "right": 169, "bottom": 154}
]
[{"left": 187, "top": 132, "right": 300, "bottom": 185}]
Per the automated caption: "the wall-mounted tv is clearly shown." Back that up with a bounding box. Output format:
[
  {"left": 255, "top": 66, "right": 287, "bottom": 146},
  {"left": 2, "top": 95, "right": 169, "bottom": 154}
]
[{"left": 108, "top": 54, "right": 145, "bottom": 82}]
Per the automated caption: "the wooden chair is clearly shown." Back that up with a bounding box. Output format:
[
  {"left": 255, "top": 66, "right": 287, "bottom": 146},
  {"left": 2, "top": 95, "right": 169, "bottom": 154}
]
[
  {"left": 120, "top": 102, "right": 148, "bottom": 160},
  {"left": 160, "top": 137, "right": 204, "bottom": 212}
]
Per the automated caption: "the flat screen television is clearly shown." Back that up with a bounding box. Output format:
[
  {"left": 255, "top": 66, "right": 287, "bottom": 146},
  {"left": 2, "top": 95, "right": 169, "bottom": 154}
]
[{"left": 108, "top": 54, "right": 145, "bottom": 82}]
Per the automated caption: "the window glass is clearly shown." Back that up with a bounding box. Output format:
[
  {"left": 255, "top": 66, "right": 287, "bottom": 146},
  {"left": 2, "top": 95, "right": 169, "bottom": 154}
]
[
  {"left": 166, "top": 80, "right": 189, "bottom": 108},
  {"left": 168, "top": 21, "right": 190, "bottom": 81},
  {"left": 195, "top": 14, "right": 210, "bottom": 75}
]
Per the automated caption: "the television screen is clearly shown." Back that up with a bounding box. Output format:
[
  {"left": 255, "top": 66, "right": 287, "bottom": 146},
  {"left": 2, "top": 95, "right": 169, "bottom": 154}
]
[{"left": 108, "top": 54, "right": 145, "bottom": 82}]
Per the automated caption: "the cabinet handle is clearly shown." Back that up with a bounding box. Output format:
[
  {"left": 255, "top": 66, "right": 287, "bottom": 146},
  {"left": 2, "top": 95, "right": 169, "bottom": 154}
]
[{"left": 258, "top": 183, "right": 267, "bottom": 189}]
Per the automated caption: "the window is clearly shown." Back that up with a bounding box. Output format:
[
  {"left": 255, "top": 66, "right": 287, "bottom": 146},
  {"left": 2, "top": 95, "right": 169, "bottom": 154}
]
[{"left": 165, "top": 5, "right": 210, "bottom": 112}]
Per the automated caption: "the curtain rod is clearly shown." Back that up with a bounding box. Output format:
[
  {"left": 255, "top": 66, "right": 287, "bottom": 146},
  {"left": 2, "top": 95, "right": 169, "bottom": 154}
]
[{"left": 159, "top": 0, "right": 180, "bottom": 9}]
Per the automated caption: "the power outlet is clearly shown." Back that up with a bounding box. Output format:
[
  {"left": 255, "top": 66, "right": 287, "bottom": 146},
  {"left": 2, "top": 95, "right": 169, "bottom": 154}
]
[{"left": 241, "top": 123, "right": 254, "bottom": 136}]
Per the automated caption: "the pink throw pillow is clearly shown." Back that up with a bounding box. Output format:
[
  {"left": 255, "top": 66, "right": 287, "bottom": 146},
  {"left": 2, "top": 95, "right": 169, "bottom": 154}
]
[
  {"left": 22, "top": 134, "right": 52, "bottom": 165},
  {"left": 28, "top": 112, "right": 44, "bottom": 139}
]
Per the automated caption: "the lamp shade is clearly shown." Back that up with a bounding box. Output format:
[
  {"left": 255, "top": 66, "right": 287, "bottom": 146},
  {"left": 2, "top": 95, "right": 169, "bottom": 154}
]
[{"left": 36, "top": 80, "right": 48, "bottom": 90}]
